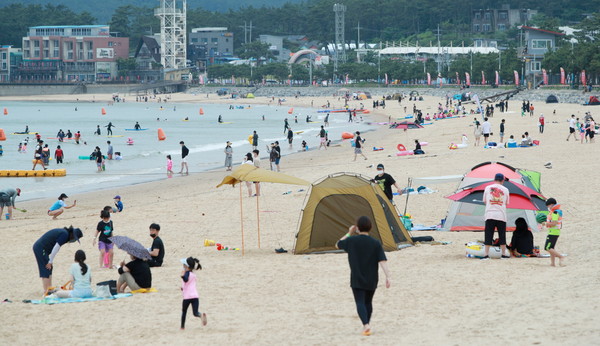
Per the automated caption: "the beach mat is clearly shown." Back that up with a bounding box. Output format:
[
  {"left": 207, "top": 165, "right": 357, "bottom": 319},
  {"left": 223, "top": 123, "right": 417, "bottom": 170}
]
[{"left": 25, "top": 293, "right": 132, "bottom": 305}]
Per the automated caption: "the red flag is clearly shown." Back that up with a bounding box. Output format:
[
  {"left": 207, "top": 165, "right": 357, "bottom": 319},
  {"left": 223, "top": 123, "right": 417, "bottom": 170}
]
[
  {"left": 581, "top": 70, "right": 587, "bottom": 85},
  {"left": 481, "top": 71, "right": 486, "bottom": 85},
  {"left": 345, "top": 74, "right": 349, "bottom": 84},
  {"left": 495, "top": 71, "right": 499, "bottom": 85},
  {"left": 427, "top": 73, "right": 431, "bottom": 85},
  {"left": 465, "top": 73, "right": 471, "bottom": 86},
  {"left": 385, "top": 73, "right": 388, "bottom": 85},
  {"left": 456, "top": 72, "right": 460, "bottom": 85},
  {"left": 542, "top": 69, "right": 548, "bottom": 85},
  {"left": 560, "top": 67, "right": 565, "bottom": 85},
  {"left": 232, "top": 75, "right": 235, "bottom": 84},
  {"left": 514, "top": 71, "right": 519, "bottom": 86}
]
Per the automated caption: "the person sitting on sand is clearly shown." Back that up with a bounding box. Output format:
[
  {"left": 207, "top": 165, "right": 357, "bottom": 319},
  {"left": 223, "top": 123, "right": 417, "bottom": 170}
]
[
  {"left": 508, "top": 217, "right": 535, "bottom": 257},
  {"left": 414, "top": 139, "right": 425, "bottom": 155},
  {"left": 48, "top": 193, "right": 76, "bottom": 219},
  {"left": 147, "top": 223, "right": 165, "bottom": 267},
  {"left": 54, "top": 250, "right": 93, "bottom": 298},
  {"left": 117, "top": 254, "right": 152, "bottom": 293}
]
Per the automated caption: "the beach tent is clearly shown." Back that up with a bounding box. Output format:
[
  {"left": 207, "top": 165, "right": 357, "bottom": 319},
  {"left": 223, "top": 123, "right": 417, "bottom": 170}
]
[
  {"left": 294, "top": 173, "right": 412, "bottom": 254},
  {"left": 442, "top": 162, "right": 539, "bottom": 232},
  {"left": 391, "top": 121, "right": 424, "bottom": 129},
  {"left": 586, "top": 96, "right": 600, "bottom": 105},
  {"left": 245, "top": 93, "right": 255, "bottom": 99},
  {"left": 546, "top": 94, "right": 559, "bottom": 103}
]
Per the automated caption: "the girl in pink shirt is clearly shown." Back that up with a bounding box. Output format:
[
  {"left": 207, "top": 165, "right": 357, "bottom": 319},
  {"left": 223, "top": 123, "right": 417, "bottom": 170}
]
[
  {"left": 180, "top": 257, "right": 207, "bottom": 330},
  {"left": 166, "top": 155, "right": 174, "bottom": 174}
]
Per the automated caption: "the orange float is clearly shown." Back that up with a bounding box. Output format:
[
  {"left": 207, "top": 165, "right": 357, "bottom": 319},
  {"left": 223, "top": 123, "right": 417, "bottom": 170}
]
[
  {"left": 3, "top": 108, "right": 7, "bottom": 115},
  {"left": 341, "top": 132, "right": 354, "bottom": 139},
  {"left": 288, "top": 107, "right": 293, "bottom": 114},
  {"left": 101, "top": 108, "right": 106, "bottom": 115},
  {"left": 362, "top": 109, "right": 370, "bottom": 114},
  {"left": 157, "top": 128, "right": 166, "bottom": 141},
  {"left": 199, "top": 108, "right": 204, "bottom": 115},
  {"left": 0, "top": 128, "right": 6, "bottom": 141}
]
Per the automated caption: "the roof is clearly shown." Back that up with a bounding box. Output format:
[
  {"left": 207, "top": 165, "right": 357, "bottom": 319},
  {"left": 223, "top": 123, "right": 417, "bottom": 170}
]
[
  {"left": 191, "top": 27, "right": 228, "bottom": 33},
  {"left": 380, "top": 46, "right": 499, "bottom": 55},
  {"left": 30, "top": 25, "right": 108, "bottom": 29},
  {"left": 520, "top": 26, "right": 565, "bottom": 36},
  {"left": 134, "top": 36, "right": 161, "bottom": 63}
]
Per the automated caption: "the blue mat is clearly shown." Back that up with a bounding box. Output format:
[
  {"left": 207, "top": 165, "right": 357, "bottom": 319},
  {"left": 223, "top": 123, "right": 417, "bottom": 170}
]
[{"left": 26, "top": 293, "right": 132, "bottom": 305}]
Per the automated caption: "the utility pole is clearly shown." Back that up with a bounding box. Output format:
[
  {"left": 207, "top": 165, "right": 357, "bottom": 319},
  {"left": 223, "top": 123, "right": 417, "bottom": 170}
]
[
  {"left": 356, "top": 21, "right": 361, "bottom": 63},
  {"left": 436, "top": 24, "right": 441, "bottom": 73}
]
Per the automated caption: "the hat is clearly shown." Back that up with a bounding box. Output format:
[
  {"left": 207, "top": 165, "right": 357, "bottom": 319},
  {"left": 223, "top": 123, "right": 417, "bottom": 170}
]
[
  {"left": 114, "top": 195, "right": 121, "bottom": 199},
  {"left": 59, "top": 193, "right": 68, "bottom": 199},
  {"left": 226, "top": 141, "right": 232, "bottom": 145},
  {"left": 494, "top": 173, "right": 506, "bottom": 182},
  {"left": 67, "top": 226, "right": 83, "bottom": 244},
  {"left": 376, "top": 164, "right": 384, "bottom": 170},
  {"left": 180, "top": 257, "right": 193, "bottom": 267}
]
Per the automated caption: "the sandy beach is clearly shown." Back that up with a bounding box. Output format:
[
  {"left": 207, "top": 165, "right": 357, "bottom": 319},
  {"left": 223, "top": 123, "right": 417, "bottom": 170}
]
[{"left": 1, "top": 88, "right": 599, "bottom": 345}]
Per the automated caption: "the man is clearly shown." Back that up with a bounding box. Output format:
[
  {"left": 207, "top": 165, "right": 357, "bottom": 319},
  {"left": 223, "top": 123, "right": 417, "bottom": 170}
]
[
  {"left": 336, "top": 216, "right": 391, "bottom": 336},
  {"left": 283, "top": 118, "right": 289, "bottom": 134},
  {"left": 252, "top": 131, "right": 259, "bottom": 150},
  {"left": 179, "top": 141, "right": 189, "bottom": 174},
  {"left": 105, "top": 122, "right": 115, "bottom": 136},
  {"left": 106, "top": 141, "right": 114, "bottom": 160},
  {"left": 32, "top": 140, "right": 46, "bottom": 170},
  {"left": 482, "top": 173, "right": 510, "bottom": 259},
  {"left": 499, "top": 119, "right": 505, "bottom": 143},
  {"left": 353, "top": 131, "right": 367, "bottom": 161},
  {"left": 0, "top": 187, "right": 20, "bottom": 220},
  {"left": 567, "top": 114, "right": 577, "bottom": 141},
  {"left": 318, "top": 126, "right": 327, "bottom": 150},
  {"left": 274, "top": 141, "right": 281, "bottom": 172},
  {"left": 117, "top": 254, "right": 152, "bottom": 293},
  {"left": 372, "top": 164, "right": 401, "bottom": 204},
  {"left": 147, "top": 223, "right": 165, "bottom": 267},
  {"left": 481, "top": 117, "right": 492, "bottom": 143},
  {"left": 134, "top": 122, "right": 141, "bottom": 130},
  {"left": 74, "top": 131, "right": 81, "bottom": 144},
  {"left": 287, "top": 128, "right": 294, "bottom": 148}
]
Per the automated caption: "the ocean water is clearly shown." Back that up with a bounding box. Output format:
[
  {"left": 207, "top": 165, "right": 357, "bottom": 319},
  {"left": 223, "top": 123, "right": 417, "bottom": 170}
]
[{"left": 0, "top": 100, "right": 373, "bottom": 201}]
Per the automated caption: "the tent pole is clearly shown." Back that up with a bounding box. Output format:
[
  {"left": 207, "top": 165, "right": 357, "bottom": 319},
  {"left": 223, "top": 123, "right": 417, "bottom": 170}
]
[
  {"left": 257, "top": 193, "right": 260, "bottom": 248},
  {"left": 240, "top": 184, "right": 245, "bottom": 256},
  {"left": 402, "top": 177, "right": 411, "bottom": 217}
]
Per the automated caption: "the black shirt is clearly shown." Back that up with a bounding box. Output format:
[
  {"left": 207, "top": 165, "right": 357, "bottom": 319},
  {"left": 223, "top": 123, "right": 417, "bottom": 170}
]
[
  {"left": 500, "top": 123, "right": 505, "bottom": 133},
  {"left": 181, "top": 145, "right": 189, "bottom": 159},
  {"left": 119, "top": 258, "right": 152, "bottom": 288},
  {"left": 373, "top": 173, "right": 396, "bottom": 200},
  {"left": 509, "top": 230, "right": 534, "bottom": 255},
  {"left": 96, "top": 220, "right": 113, "bottom": 244},
  {"left": 150, "top": 236, "right": 165, "bottom": 266},
  {"left": 337, "top": 235, "right": 387, "bottom": 290},
  {"left": 355, "top": 135, "right": 363, "bottom": 148}
]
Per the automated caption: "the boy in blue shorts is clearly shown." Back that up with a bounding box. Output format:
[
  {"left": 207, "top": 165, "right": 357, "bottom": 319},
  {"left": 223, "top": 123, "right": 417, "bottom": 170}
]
[
  {"left": 93, "top": 210, "right": 114, "bottom": 268},
  {"left": 544, "top": 198, "right": 565, "bottom": 267}
]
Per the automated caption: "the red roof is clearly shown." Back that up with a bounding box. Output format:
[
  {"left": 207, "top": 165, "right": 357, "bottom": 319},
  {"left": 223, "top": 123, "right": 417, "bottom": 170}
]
[{"left": 520, "top": 26, "right": 565, "bottom": 36}]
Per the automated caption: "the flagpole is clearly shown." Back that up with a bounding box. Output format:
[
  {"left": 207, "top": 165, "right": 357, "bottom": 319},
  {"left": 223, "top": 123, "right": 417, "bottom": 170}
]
[{"left": 240, "top": 184, "right": 245, "bottom": 256}]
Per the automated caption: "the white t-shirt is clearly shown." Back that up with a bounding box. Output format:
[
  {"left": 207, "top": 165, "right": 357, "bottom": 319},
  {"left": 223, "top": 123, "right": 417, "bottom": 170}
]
[
  {"left": 569, "top": 118, "right": 576, "bottom": 129},
  {"left": 70, "top": 262, "right": 92, "bottom": 291},
  {"left": 483, "top": 183, "right": 510, "bottom": 222},
  {"left": 253, "top": 156, "right": 261, "bottom": 168},
  {"left": 481, "top": 121, "right": 492, "bottom": 135}
]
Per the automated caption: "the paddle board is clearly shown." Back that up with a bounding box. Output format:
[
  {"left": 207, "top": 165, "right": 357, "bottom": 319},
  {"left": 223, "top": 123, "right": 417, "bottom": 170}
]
[
  {"left": 12, "top": 132, "right": 38, "bottom": 135},
  {"left": 294, "top": 131, "right": 304, "bottom": 134},
  {"left": 219, "top": 122, "right": 233, "bottom": 124},
  {"left": 106, "top": 135, "right": 124, "bottom": 138},
  {"left": 125, "top": 128, "right": 149, "bottom": 131}
]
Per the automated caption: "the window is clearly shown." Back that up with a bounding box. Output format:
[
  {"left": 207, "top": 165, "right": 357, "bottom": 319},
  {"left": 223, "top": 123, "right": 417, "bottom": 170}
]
[
  {"left": 499, "top": 12, "right": 507, "bottom": 20},
  {"left": 191, "top": 38, "right": 198, "bottom": 43},
  {"left": 24, "top": 40, "right": 30, "bottom": 48},
  {"left": 34, "top": 50, "right": 40, "bottom": 58},
  {"left": 498, "top": 24, "right": 506, "bottom": 31},
  {"left": 484, "top": 12, "right": 491, "bottom": 20},
  {"left": 34, "top": 40, "right": 40, "bottom": 48},
  {"left": 87, "top": 42, "right": 93, "bottom": 50},
  {"left": 475, "top": 12, "right": 481, "bottom": 20},
  {"left": 202, "top": 38, "right": 208, "bottom": 43},
  {"left": 474, "top": 24, "right": 480, "bottom": 32},
  {"left": 88, "top": 52, "right": 93, "bottom": 59},
  {"left": 2, "top": 52, "right": 6, "bottom": 60},
  {"left": 531, "top": 61, "right": 541, "bottom": 71},
  {"left": 211, "top": 38, "right": 218, "bottom": 44},
  {"left": 53, "top": 50, "right": 59, "bottom": 58},
  {"left": 483, "top": 24, "right": 491, "bottom": 32},
  {"left": 43, "top": 40, "right": 49, "bottom": 48},
  {"left": 44, "top": 50, "right": 49, "bottom": 58},
  {"left": 532, "top": 39, "right": 552, "bottom": 49}
]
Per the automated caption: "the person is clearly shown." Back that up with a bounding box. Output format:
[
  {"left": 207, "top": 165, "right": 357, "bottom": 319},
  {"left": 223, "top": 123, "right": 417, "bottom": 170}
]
[
  {"left": 113, "top": 195, "right": 123, "bottom": 213},
  {"left": 523, "top": 132, "right": 533, "bottom": 146},
  {"left": 301, "top": 140, "right": 308, "bottom": 151},
  {"left": 353, "top": 131, "right": 367, "bottom": 161},
  {"left": 324, "top": 113, "right": 330, "bottom": 127},
  {"left": 114, "top": 152, "right": 122, "bottom": 160},
  {"left": 218, "top": 115, "right": 223, "bottom": 123},
  {"left": 105, "top": 122, "right": 115, "bottom": 136},
  {"left": 539, "top": 114, "right": 545, "bottom": 133},
  {"left": 287, "top": 128, "right": 294, "bottom": 148},
  {"left": 32, "top": 140, "right": 46, "bottom": 170},
  {"left": 283, "top": 118, "right": 289, "bottom": 134},
  {"left": 134, "top": 121, "right": 141, "bottom": 130},
  {"left": 93, "top": 210, "right": 114, "bottom": 269},
  {"left": 499, "top": 119, "right": 505, "bottom": 143},
  {"left": 274, "top": 141, "right": 281, "bottom": 171},
  {"left": 32, "top": 226, "right": 83, "bottom": 293},
  {"left": 95, "top": 125, "right": 101, "bottom": 136},
  {"left": 482, "top": 173, "right": 510, "bottom": 259},
  {"left": 147, "top": 223, "right": 165, "bottom": 267},
  {"left": 336, "top": 216, "right": 391, "bottom": 336},
  {"left": 508, "top": 217, "right": 534, "bottom": 257},
  {"left": 74, "top": 131, "right": 81, "bottom": 144},
  {"left": 95, "top": 146, "right": 104, "bottom": 172},
  {"left": 268, "top": 143, "right": 278, "bottom": 171},
  {"left": 54, "top": 250, "right": 93, "bottom": 298},
  {"left": 0, "top": 187, "right": 20, "bottom": 220},
  {"left": 544, "top": 198, "right": 565, "bottom": 266},
  {"left": 48, "top": 193, "right": 76, "bottom": 219},
  {"left": 481, "top": 117, "right": 492, "bottom": 143},
  {"left": 224, "top": 141, "right": 233, "bottom": 171},
  {"left": 318, "top": 126, "right": 328, "bottom": 150},
  {"left": 473, "top": 121, "right": 482, "bottom": 146},
  {"left": 55, "top": 145, "right": 64, "bottom": 164},
  {"left": 117, "top": 254, "right": 152, "bottom": 293},
  {"left": 372, "top": 164, "right": 401, "bottom": 204},
  {"left": 588, "top": 117, "right": 596, "bottom": 144},
  {"left": 242, "top": 153, "right": 254, "bottom": 197},
  {"left": 66, "top": 130, "right": 73, "bottom": 139},
  {"left": 294, "top": 116, "right": 298, "bottom": 123},
  {"left": 42, "top": 144, "right": 50, "bottom": 165},
  {"left": 413, "top": 139, "right": 425, "bottom": 155},
  {"left": 180, "top": 257, "right": 208, "bottom": 330},
  {"left": 106, "top": 141, "right": 114, "bottom": 160},
  {"left": 252, "top": 131, "right": 259, "bottom": 150},
  {"left": 179, "top": 141, "right": 189, "bottom": 174},
  {"left": 252, "top": 149, "right": 261, "bottom": 196},
  {"left": 567, "top": 114, "right": 577, "bottom": 141},
  {"left": 166, "top": 154, "right": 174, "bottom": 174},
  {"left": 506, "top": 135, "right": 517, "bottom": 146}
]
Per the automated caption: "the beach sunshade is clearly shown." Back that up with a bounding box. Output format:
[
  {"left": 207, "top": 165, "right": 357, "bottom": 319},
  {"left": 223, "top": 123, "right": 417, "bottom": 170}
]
[
  {"left": 216, "top": 164, "right": 310, "bottom": 188},
  {"left": 109, "top": 236, "right": 152, "bottom": 260},
  {"left": 294, "top": 173, "right": 412, "bottom": 254}
]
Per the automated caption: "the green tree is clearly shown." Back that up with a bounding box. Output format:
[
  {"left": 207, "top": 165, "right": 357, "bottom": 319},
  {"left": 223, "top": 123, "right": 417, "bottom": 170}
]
[
  {"left": 116, "top": 57, "right": 138, "bottom": 77},
  {"left": 236, "top": 41, "right": 274, "bottom": 61}
]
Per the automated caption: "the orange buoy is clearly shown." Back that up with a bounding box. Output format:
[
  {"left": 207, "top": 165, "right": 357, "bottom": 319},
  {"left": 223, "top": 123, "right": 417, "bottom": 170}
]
[
  {"left": 0, "top": 128, "right": 6, "bottom": 141},
  {"left": 101, "top": 108, "right": 106, "bottom": 115},
  {"left": 362, "top": 109, "right": 370, "bottom": 114},
  {"left": 157, "top": 128, "right": 166, "bottom": 141},
  {"left": 199, "top": 108, "right": 204, "bottom": 115},
  {"left": 341, "top": 132, "right": 354, "bottom": 139},
  {"left": 3, "top": 108, "right": 7, "bottom": 115},
  {"left": 288, "top": 107, "right": 293, "bottom": 114}
]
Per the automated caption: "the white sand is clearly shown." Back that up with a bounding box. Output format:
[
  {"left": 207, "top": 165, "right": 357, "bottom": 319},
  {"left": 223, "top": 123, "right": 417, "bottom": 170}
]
[{"left": 1, "top": 90, "right": 598, "bottom": 344}]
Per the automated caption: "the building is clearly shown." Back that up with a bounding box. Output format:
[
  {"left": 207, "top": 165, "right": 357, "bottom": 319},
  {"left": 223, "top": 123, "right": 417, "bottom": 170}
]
[
  {"left": 19, "top": 25, "right": 129, "bottom": 82},
  {"left": 518, "top": 26, "right": 565, "bottom": 86},
  {"left": 472, "top": 5, "right": 537, "bottom": 33},
  {"left": 0, "top": 46, "right": 22, "bottom": 82},
  {"left": 133, "top": 35, "right": 162, "bottom": 82},
  {"left": 258, "top": 35, "right": 291, "bottom": 63},
  {"left": 188, "top": 27, "right": 234, "bottom": 66}
]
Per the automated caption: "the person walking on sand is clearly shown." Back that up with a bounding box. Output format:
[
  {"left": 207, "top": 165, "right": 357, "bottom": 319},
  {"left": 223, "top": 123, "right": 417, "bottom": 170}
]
[
  {"left": 93, "top": 210, "right": 114, "bottom": 269},
  {"left": 252, "top": 149, "right": 261, "bottom": 196},
  {"left": 318, "top": 126, "right": 328, "bottom": 150},
  {"left": 179, "top": 141, "right": 189, "bottom": 174},
  {"left": 499, "top": 119, "right": 505, "bottom": 143},
  {"left": 481, "top": 117, "right": 492, "bottom": 144},
  {"left": 372, "top": 164, "right": 401, "bottom": 205},
  {"left": 336, "top": 216, "right": 391, "bottom": 336},
  {"left": 48, "top": 193, "right": 76, "bottom": 219},
  {"left": 33, "top": 226, "right": 83, "bottom": 293},
  {"left": 353, "top": 131, "right": 367, "bottom": 161},
  {"left": 567, "top": 115, "right": 577, "bottom": 141},
  {"left": 543, "top": 198, "right": 565, "bottom": 267},
  {"left": 0, "top": 187, "right": 20, "bottom": 220},
  {"left": 180, "top": 257, "right": 208, "bottom": 330},
  {"left": 539, "top": 114, "right": 545, "bottom": 134},
  {"left": 224, "top": 141, "right": 233, "bottom": 171},
  {"left": 473, "top": 120, "right": 482, "bottom": 146},
  {"left": 242, "top": 153, "right": 254, "bottom": 197},
  {"left": 482, "top": 173, "right": 510, "bottom": 259}
]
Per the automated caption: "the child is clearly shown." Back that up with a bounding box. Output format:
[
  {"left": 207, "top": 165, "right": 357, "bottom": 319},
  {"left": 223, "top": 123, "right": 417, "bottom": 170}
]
[
  {"left": 180, "top": 257, "right": 207, "bottom": 330},
  {"left": 112, "top": 195, "right": 123, "bottom": 213},
  {"left": 544, "top": 198, "right": 565, "bottom": 267},
  {"left": 55, "top": 145, "right": 64, "bottom": 164},
  {"left": 93, "top": 210, "right": 114, "bottom": 268},
  {"left": 55, "top": 250, "right": 93, "bottom": 298},
  {"left": 166, "top": 154, "right": 174, "bottom": 174}
]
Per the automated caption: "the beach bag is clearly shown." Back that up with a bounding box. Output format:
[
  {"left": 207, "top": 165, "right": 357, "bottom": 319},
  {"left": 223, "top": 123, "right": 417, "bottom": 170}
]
[{"left": 97, "top": 280, "right": 117, "bottom": 296}]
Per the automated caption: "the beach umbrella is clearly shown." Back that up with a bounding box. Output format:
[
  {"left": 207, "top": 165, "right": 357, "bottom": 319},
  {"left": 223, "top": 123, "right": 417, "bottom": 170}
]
[
  {"left": 446, "top": 181, "right": 547, "bottom": 211},
  {"left": 217, "top": 164, "right": 310, "bottom": 255},
  {"left": 109, "top": 236, "right": 152, "bottom": 260}
]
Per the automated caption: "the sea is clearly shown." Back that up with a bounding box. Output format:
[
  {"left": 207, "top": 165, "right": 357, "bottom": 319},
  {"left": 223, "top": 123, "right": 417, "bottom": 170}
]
[{"left": 0, "top": 100, "right": 373, "bottom": 201}]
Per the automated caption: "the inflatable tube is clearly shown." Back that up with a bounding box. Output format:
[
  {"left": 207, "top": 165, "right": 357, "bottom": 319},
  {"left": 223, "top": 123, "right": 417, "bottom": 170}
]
[
  {"left": 465, "top": 241, "right": 504, "bottom": 259},
  {"left": 157, "top": 128, "right": 166, "bottom": 141},
  {"left": 0, "top": 169, "right": 66, "bottom": 177},
  {"left": 0, "top": 128, "right": 6, "bottom": 141},
  {"left": 78, "top": 155, "right": 107, "bottom": 160},
  {"left": 341, "top": 132, "right": 354, "bottom": 139},
  {"left": 126, "top": 138, "right": 134, "bottom": 145},
  {"left": 101, "top": 108, "right": 106, "bottom": 115},
  {"left": 372, "top": 147, "right": 384, "bottom": 151},
  {"left": 396, "top": 150, "right": 414, "bottom": 156},
  {"left": 397, "top": 144, "right": 406, "bottom": 151},
  {"left": 456, "top": 143, "right": 468, "bottom": 149},
  {"left": 248, "top": 134, "right": 253, "bottom": 144},
  {"left": 288, "top": 107, "right": 294, "bottom": 114},
  {"left": 449, "top": 143, "right": 458, "bottom": 150},
  {"left": 199, "top": 108, "right": 204, "bottom": 115},
  {"left": 420, "top": 142, "right": 428, "bottom": 146}
]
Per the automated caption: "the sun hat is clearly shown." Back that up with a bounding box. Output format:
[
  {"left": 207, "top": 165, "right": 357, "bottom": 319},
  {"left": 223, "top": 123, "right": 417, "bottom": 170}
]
[{"left": 114, "top": 195, "right": 121, "bottom": 199}]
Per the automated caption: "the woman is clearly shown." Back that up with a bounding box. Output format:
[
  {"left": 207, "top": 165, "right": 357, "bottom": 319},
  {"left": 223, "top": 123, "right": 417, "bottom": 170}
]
[
  {"left": 508, "top": 217, "right": 534, "bottom": 257},
  {"left": 48, "top": 193, "right": 76, "bottom": 219},
  {"left": 473, "top": 121, "right": 482, "bottom": 146},
  {"left": 242, "top": 153, "right": 254, "bottom": 197},
  {"left": 413, "top": 139, "right": 425, "bottom": 155},
  {"left": 224, "top": 141, "right": 233, "bottom": 171},
  {"left": 55, "top": 250, "right": 93, "bottom": 298},
  {"left": 336, "top": 216, "right": 391, "bottom": 336},
  {"left": 94, "top": 146, "right": 104, "bottom": 172},
  {"left": 117, "top": 254, "right": 152, "bottom": 293}
]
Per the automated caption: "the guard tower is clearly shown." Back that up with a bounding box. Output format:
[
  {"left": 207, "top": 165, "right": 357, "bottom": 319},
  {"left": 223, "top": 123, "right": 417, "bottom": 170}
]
[
  {"left": 155, "top": 0, "right": 187, "bottom": 71},
  {"left": 333, "top": 3, "right": 346, "bottom": 73}
]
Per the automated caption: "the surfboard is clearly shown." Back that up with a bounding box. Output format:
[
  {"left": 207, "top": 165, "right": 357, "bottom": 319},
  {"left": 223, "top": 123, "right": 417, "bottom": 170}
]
[
  {"left": 106, "top": 135, "right": 124, "bottom": 138},
  {"left": 294, "top": 131, "right": 304, "bottom": 134},
  {"left": 219, "top": 122, "right": 233, "bottom": 124},
  {"left": 125, "top": 128, "right": 149, "bottom": 131}
]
